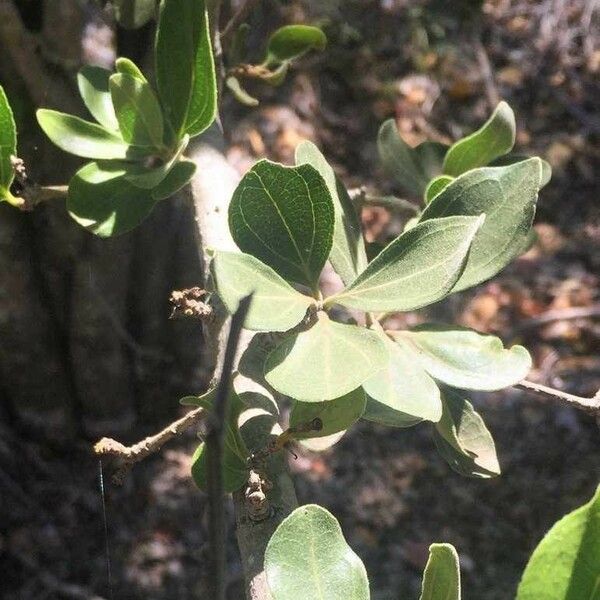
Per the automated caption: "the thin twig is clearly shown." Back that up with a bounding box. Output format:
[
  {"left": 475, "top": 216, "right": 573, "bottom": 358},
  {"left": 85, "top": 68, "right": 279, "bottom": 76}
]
[
  {"left": 220, "top": 0, "right": 261, "bottom": 46},
  {"left": 9, "top": 156, "right": 68, "bottom": 210},
  {"left": 516, "top": 379, "right": 600, "bottom": 415}
]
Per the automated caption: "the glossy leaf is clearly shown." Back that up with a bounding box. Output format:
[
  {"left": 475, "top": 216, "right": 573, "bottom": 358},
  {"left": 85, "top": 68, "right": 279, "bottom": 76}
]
[
  {"left": 211, "top": 251, "right": 315, "bottom": 332},
  {"left": 0, "top": 85, "right": 17, "bottom": 201},
  {"left": 363, "top": 332, "right": 442, "bottom": 423},
  {"left": 77, "top": 65, "right": 119, "bottom": 130},
  {"left": 266, "top": 25, "right": 327, "bottom": 64},
  {"left": 444, "top": 101, "right": 515, "bottom": 176},
  {"left": 419, "top": 543, "right": 461, "bottom": 600},
  {"left": 265, "top": 312, "right": 388, "bottom": 402},
  {"left": 378, "top": 118, "right": 447, "bottom": 197},
  {"left": 424, "top": 175, "right": 453, "bottom": 204},
  {"left": 36, "top": 109, "right": 132, "bottom": 159},
  {"left": 155, "top": 0, "right": 217, "bottom": 138},
  {"left": 109, "top": 72, "right": 163, "bottom": 147},
  {"left": 398, "top": 324, "right": 531, "bottom": 390},
  {"left": 295, "top": 141, "right": 367, "bottom": 285},
  {"left": 289, "top": 388, "right": 366, "bottom": 451},
  {"left": 113, "top": 0, "right": 156, "bottom": 29},
  {"left": 420, "top": 158, "right": 542, "bottom": 292},
  {"left": 229, "top": 160, "right": 334, "bottom": 288},
  {"left": 433, "top": 388, "right": 500, "bottom": 478},
  {"left": 516, "top": 486, "right": 600, "bottom": 600},
  {"left": 115, "top": 57, "right": 147, "bottom": 81},
  {"left": 67, "top": 161, "right": 158, "bottom": 237},
  {"left": 151, "top": 159, "right": 196, "bottom": 200},
  {"left": 265, "top": 504, "right": 369, "bottom": 600},
  {"left": 329, "top": 215, "right": 484, "bottom": 312}
]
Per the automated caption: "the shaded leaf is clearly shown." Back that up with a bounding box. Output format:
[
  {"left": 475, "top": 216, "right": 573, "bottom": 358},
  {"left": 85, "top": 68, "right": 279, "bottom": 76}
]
[
  {"left": 211, "top": 250, "right": 315, "bottom": 332},
  {"left": 226, "top": 76, "right": 259, "bottom": 106},
  {"left": 398, "top": 324, "right": 531, "bottom": 390},
  {"left": 444, "top": 101, "right": 515, "bottom": 176},
  {"left": 0, "top": 85, "right": 17, "bottom": 201},
  {"left": 424, "top": 175, "right": 453, "bottom": 204},
  {"left": 329, "top": 215, "right": 484, "bottom": 312},
  {"left": 296, "top": 141, "right": 367, "bottom": 286},
  {"left": 265, "top": 312, "right": 388, "bottom": 402},
  {"left": 363, "top": 398, "right": 422, "bottom": 428},
  {"left": 265, "top": 504, "right": 369, "bottom": 600},
  {"left": 419, "top": 543, "right": 461, "bottom": 600},
  {"left": 77, "top": 65, "right": 120, "bottom": 130},
  {"left": 420, "top": 158, "right": 542, "bottom": 292},
  {"left": 266, "top": 25, "right": 327, "bottom": 64},
  {"left": 229, "top": 159, "right": 334, "bottom": 288},
  {"left": 433, "top": 388, "right": 500, "bottom": 478},
  {"left": 151, "top": 159, "right": 196, "bottom": 200},
  {"left": 516, "top": 486, "right": 600, "bottom": 600},
  {"left": 113, "top": 0, "right": 156, "bottom": 29}
]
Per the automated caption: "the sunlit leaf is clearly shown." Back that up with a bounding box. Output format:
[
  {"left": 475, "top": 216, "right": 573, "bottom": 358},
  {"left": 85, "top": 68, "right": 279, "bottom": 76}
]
[
  {"left": 115, "top": 57, "right": 147, "bottom": 81},
  {"left": 77, "top": 65, "right": 120, "bottom": 130},
  {"left": 0, "top": 85, "right": 17, "bottom": 202},
  {"left": 424, "top": 175, "right": 453, "bottom": 204},
  {"left": 266, "top": 25, "right": 327, "bottom": 64},
  {"left": 419, "top": 543, "right": 461, "bottom": 600},
  {"left": 151, "top": 159, "right": 196, "bottom": 199}
]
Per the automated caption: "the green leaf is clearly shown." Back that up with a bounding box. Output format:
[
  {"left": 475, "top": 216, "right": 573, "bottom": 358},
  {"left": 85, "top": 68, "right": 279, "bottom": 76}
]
[
  {"left": 115, "top": 57, "right": 147, "bottom": 81},
  {"left": 443, "top": 101, "right": 515, "bottom": 177},
  {"left": 226, "top": 76, "right": 259, "bottom": 107},
  {"left": 289, "top": 388, "right": 366, "bottom": 451},
  {"left": 0, "top": 85, "right": 17, "bottom": 200},
  {"left": 362, "top": 398, "right": 422, "bottom": 428},
  {"left": 265, "top": 504, "right": 369, "bottom": 600},
  {"left": 398, "top": 324, "right": 531, "bottom": 390},
  {"left": 329, "top": 215, "right": 484, "bottom": 312},
  {"left": 113, "top": 0, "right": 157, "bottom": 29},
  {"left": 266, "top": 25, "right": 327, "bottom": 64},
  {"left": 211, "top": 251, "right": 315, "bottom": 332},
  {"left": 492, "top": 154, "right": 552, "bottom": 188},
  {"left": 109, "top": 72, "right": 164, "bottom": 147},
  {"left": 151, "top": 158, "right": 196, "bottom": 200},
  {"left": 67, "top": 161, "right": 158, "bottom": 237},
  {"left": 77, "top": 65, "right": 120, "bottom": 131},
  {"left": 155, "top": 0, "right": 217, "bottom": 138},
  {"left": 36, "top": 109, "right": 133, "bottom": 159},
  {"left": 378, "top": 119, "right": 447, "bottom": 197},
  {"left": 419, "top": 543, "right": 461, "bottom": 600},
  {"left": 363, "top": 332, "right": 441, "bottom": 423},
  {"left": 420, "top": 158, "right": 542, "bottom": 292},
  {"left": 265, "top": 312, "right": 388, "bottom": 402},
  {"left": 229, "top": 159, "right": 334, "bottom": 288},
  {"left": 295, "top": 141, "right": 367, "bottom": 286},
  {"left": 424, "top": 175, "right": 453, "bottom": 204},
  {"left": 517, "top": 486, "right": 600, "bottom": 600},
  {"left": 433, "top": 388, "right": 500, "bottom": 478}
]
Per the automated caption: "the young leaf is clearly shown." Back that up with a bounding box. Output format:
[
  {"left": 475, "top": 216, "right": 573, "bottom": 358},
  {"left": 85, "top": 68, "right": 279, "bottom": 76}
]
[
  {"left": 433, "top": 388, "right": 500, "bottom": 478},
  {"left": 113, "top": 0, "right": 156, "bottom": 29},
  {"left": 329, "top": 215, "right": 484, "bottom": 312},
  {"left": 155, "top": 0, "right": 217, "bottom": 138},
  {"left": 0, "top": 85, "right": 17, "bottom": 201},
  {"left": 229, "top": 160, "right": 334, "bottom": 288},
  {"left": 295, "top": 141, "right": 367, "bottom": 286},
  {"left": 363, "top": 331, "right": 441, "bottom": 423},
  {"left": 115, "top": 57, "right": 147, "bottom": 81},
  {"left": 77, "top": 65, "right": 120, "bottom": 130},
  {"left": 36, "top": 109, "right": 132, "bottom": 159},
  {"left": 419, "top": 543, "right": 461, "bottom": 600},
  {"left": 226, "top": 76, "right": 259, "bottom": 107},
  {"left": 211, "top": 251, "right": 315, "bottom": 332},
  {"left": 265, "top": 312, "right": 388, "bottom": 402},
  {"left": 67, "top": 161, "right": 158, "bottom": 237},
  {"left": 109, "top": 72, "right": 164, "bottom": 147},
  {"left": 516, "top": 486, "right": 600, "bottom": 600},
  {"left": 424, "top": 175, "right": 453, "bottom": 204},
  {"left": 266, "top": 25, "right": 327, "bottom": 64},
  {"left": 420, "top": 158, "right": 542, "bottom": 292},
  {"left": 265, "top": 504, "right": 369, "bottom": 600},
  {"left": 443, "top": 101, "right": 515, "bottom": 176},
  {"left": 151, "top": 159, "right": 196, "bottom": 200},
  {"left": 398, "top": 324, "right": 531, "bottom": 390},
  {"left": 378, "top": 118, "right": 447, "bottom": 197},
  {"left": 289, "top": 388, "right": 366, "bottom": 451}
]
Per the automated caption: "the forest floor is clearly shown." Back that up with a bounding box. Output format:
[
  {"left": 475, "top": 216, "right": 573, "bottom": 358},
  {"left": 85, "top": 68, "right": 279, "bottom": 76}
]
[{"left": 2, "top": 1, "right": 600, "bottom": 599}]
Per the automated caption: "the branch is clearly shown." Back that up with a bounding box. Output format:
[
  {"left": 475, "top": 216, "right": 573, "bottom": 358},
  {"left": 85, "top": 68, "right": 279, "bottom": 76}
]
[
  {"left": 9, "top": 156, "right": 67, "bottom": 210},
  {"left": 516, "top": 379, "right": 600, "bottom": 415}
]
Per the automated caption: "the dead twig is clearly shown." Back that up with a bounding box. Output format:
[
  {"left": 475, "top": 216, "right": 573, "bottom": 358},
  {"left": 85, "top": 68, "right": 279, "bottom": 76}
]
[
  {"left": 516, "top": 379, "right": 600, "bottom": 416},
  {"left": 9, "top": 156, "right": 67, "bottom": 211}
]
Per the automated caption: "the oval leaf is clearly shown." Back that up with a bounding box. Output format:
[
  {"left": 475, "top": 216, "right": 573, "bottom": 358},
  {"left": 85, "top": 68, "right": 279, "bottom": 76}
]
[
  {"left": 151, "top": 159, "right": 196, "bottom": 200},
  {"left": 229, "top": 159, "right": 334, "bottom": 288},
  {"left": 36, "top": 109, "right": 132, "bottom": 159},
  {"left": 67, "top": 161, "right": 158, "bottom": 237},
  {"left": 516, "top": 486, "right": 600, "bottom": 600},
  {"left": 211, "top": 250, "right": 315, "bottom": 332},
  {"left": 330, "top": 215, "right": 484, "bottom": 312},
  {"left": 296, "top": 141, "right": 367, "bottom": 286},
  {"left": 424, "top": 175, "right": 453, "bottom": 204},
  {"left": 77, "top": 65, "right": 120, "bottom": 131},
  {"left": 266, "top": 25, "right": 327, "bottom": 64},
  {"left": 433, "top": 388, "right": 500, "bottom": 478},
  {"left": 265, "top": 312, "right": 388, "bottom": 402},
  {"left": 443, "top": 101, "right": 515, "bottom": 177},
  {"left": 155, "top": 0, "right": 217, "bottom": 138},
  {"left": 265, "top": 504, "right": 369, "bottom": 600},
  {"left": 420, "top": 543, "right": 461, "bottom": 600},
  {"left": 398, "top": 324, "right": 531, "bottom": 390},
  {"left": 0, "top": 85, "right": 17, "bottom": 199},
  {"left": 420, "top": 158, "right": 542, "bottom": 292}
]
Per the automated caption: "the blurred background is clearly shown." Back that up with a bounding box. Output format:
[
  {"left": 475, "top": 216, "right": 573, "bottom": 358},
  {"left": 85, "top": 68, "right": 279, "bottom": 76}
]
[{"left": 0, "top": 0, "right": 599, "bottom": 598}]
